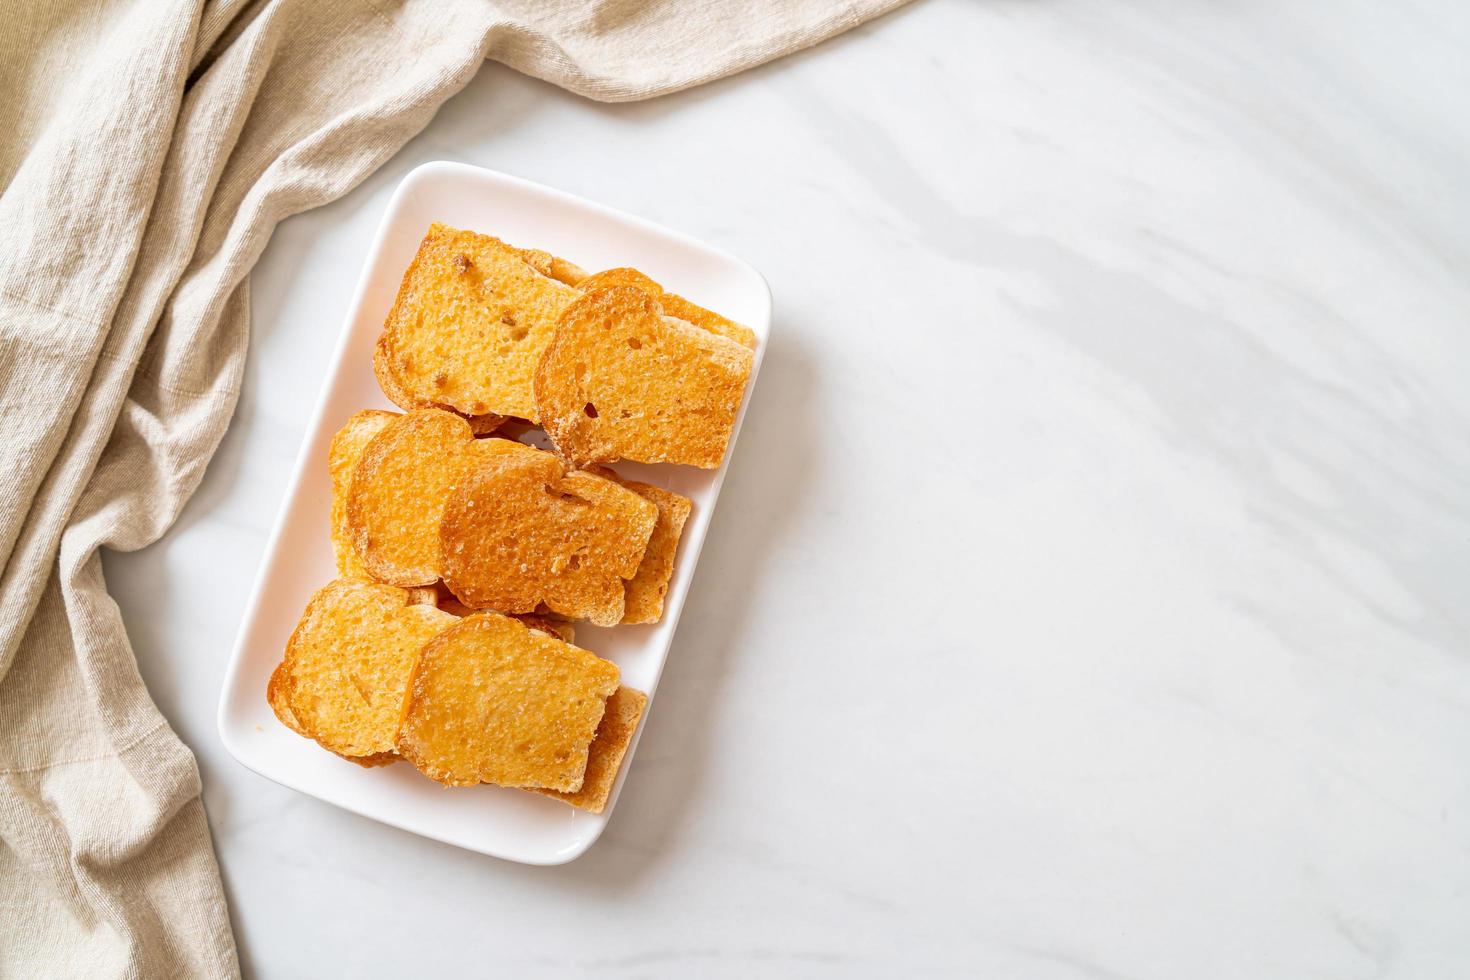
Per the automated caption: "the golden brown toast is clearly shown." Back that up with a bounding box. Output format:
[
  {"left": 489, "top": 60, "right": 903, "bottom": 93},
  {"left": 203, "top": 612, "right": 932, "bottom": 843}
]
[
  {"left": 376, "top": 223, "right": 581, "bottom": 421},
  {"left": 270, "top": 653, "right": 400, "bottom": 767},
  {"left": 328, "top": 410, "right": 399, "bottom": 580},
  {"left": 394, "top": 613, "right": 620, "bottom": 789},
  {"left": 345, "top": 409, "right": 539, "bottom": 587},
  {"left": 577, "top": 267, "right": 756, "bottom": 349},
  {"left": 278, "top": 579, "right": 458, "bottom": 764},
  {"left": 372, "top": 335, "right": 503, "bottom": 434},
  {"left": 619, "top": 481, "right": 691, "bottom": 625},
  {"left": 529, "top": 685, "right": 646, "bottom": 813},
  {"left": 533, "top": 286, "right": 754, "bottom": 468},
  {"left": 439, "top": 451, "right": 657, "bottom": 626},
  {"left": 588, "top": 467, "right": 692, "bottom": 624},
  {"left": 269, "top": 659, "right": 399, "bottom": 767}
]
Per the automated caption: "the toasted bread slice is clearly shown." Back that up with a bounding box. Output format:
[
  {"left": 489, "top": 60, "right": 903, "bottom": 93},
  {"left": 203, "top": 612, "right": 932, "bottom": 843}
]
[
  {"left": 395, "top": 613, "right": 620, "bottom": 789},
  {"left": 329, "top": 410, "right": 398, "bottom": 580},
  {"left": 377, "top": 223, "right": 580, "bottom": 421},
  {"left": 534, "top": 286, "right": 754, "bottom": 468},
  {"left": 279, "top": 580, "right": 458, "bottom": 763},
  {"left": 269, "top": 659, "right": 400, "bottom": 767},
  {"left": 577, "top": 268, "right": 756, "bottom": 349},
  {"left": 346, "top": 409, "right": 539, "bottom": 587},
  {"left": 372, "top": 335, "right": 504, "bottom": 435},
  {"left": 529, "top": 685, "right": 646, "bottom": 813},
  {"left": 618, "top": 482, "right": 691, "bottom": 624},
  {"left": 440, "top": 452, "right": 657, "bottom": 625},
  {"left": 589, "top": 467, "right": 692, "bottom": 624}
]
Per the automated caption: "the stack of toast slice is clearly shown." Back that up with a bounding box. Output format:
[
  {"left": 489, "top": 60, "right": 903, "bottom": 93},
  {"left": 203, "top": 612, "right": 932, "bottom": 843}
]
[
  {"left": 268, "top": 222, "right": 757, "bottom": 814},
  {"left": 271, "top": 581, "right": 642, "bottom": 809},
  {"left": 375, "top": 223, "right": 754, "bottom": 466}
]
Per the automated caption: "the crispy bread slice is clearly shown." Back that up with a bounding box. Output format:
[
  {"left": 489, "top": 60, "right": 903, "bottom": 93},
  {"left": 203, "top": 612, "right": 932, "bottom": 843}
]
[
  {"left": 377, "top": 223, "right": 580, "bottom": 421},
  {"left": 269, "top": 659, "right": 399, "bottom": 767},
  {"left": 372, "top": 335, "right": 504, "bottom": 435},
  {"left": 346, "top": 409, "right": 539, "bottom": 587},
  {"left": 329, "top": 410, "right": 398, "bottom": 580},
  {"left": 439, "top": 452, "right": 657, "bottom": 626},
  {"left": 618, "top": 482, "right": 691, "bottom": 624},
  {"left": 534, "top": 286, "right": 754, "bottom": 468},
  {"left": 577, "top": 268, "right": 756, "bottom": 349},
  {"left": 395, "top": 613, "right": 620, "bottom": 789},
  {"left": 280, "top": 580, "right": 458, "bottom": 763},
  {"left": 529, "top": 685, "right": 647, "bottom": 813},
  {"left": 589, "top": 467, "right": 692, "bottom": 624}
]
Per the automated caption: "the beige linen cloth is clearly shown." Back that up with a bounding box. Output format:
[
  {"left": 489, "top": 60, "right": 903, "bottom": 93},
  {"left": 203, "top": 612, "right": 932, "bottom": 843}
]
[{"left": 0, "top": 1, "right": 903, "bottom": 975}]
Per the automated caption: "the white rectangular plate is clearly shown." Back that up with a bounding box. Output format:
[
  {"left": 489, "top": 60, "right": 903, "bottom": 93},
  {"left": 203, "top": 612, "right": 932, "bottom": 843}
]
[{"left": 218, "top": 161, "right": 769, "bottom": 865}]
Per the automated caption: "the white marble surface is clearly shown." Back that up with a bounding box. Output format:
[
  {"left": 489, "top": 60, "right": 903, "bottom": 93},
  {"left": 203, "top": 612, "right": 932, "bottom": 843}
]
[{"left": 104, "top": 1, "right": 1470, "bottom": 976}]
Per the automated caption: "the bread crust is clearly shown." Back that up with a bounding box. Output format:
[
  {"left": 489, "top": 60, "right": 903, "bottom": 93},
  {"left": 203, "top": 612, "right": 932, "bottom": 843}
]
[
  {"left": 528, "top": 685, "right": 646, "bottom": 813},
  {"left": 372, "top": 333, "right": 503, "bottom": 434},
  {"left": 345, "top": 409, "right": 538, "bottom": 587},
  {"left": 439, "top": 453, "right": 657, "bottom": 626},
  {"left": 377, "top": 224, "right": 580, "bottom": 421},
  {"left": 277, "top": 579, "right": 458, "bottom": 763},
  {"left": 517, "top": 247, "right": 587, "bottom": 287},
  {"left": 267, "top": 661, "right": 308, "bottom": 736},
  {"left": 576, "top": 267, "right": 756, "bottom": 349},
  {"left": 533, "top": 286, "right": 754, "bottom": 468},
  {"left": 328, "top": 410, "right": 399, "bottom": 579},
  {"left": 588, "top": 466, "right": 692, "bottom": 624},
  {"left": 395, "top": 613, "right": 619, "bottom": 789}
]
